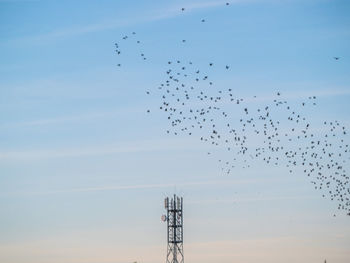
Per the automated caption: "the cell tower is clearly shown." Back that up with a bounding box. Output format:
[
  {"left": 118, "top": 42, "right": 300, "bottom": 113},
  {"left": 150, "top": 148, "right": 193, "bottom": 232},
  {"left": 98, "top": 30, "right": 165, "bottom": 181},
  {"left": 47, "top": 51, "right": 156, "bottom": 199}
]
[{"left": 161, "top": 195, "right": 184, "bottom": 263}]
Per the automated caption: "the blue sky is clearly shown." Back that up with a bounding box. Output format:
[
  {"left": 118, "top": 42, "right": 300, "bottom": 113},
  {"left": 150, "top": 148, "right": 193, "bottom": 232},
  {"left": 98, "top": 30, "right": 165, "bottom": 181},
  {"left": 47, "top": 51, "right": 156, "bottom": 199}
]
[{"left": 1, "top": 0, "right": 350, "bottom": 262}]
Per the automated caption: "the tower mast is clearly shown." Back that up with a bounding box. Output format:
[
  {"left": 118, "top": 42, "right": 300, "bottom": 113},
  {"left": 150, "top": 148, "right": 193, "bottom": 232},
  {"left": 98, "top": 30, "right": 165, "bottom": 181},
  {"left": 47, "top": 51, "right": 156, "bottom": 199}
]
[{"left": 163, "top": 195, "right": 184, "bottom": 263}]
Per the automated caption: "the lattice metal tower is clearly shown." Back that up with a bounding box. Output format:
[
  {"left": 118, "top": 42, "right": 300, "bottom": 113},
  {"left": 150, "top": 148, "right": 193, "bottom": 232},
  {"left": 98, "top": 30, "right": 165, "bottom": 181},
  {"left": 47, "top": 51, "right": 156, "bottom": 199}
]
[{"left": 162, "top": 195, "right": 184, "bottom": 263}]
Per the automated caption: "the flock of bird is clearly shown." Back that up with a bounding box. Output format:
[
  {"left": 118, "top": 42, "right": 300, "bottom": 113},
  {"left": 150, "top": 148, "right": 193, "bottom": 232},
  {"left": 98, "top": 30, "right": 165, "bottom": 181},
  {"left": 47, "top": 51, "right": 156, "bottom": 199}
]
[{"left": 113, "top": 2, "right": 349, "bottom": 216}]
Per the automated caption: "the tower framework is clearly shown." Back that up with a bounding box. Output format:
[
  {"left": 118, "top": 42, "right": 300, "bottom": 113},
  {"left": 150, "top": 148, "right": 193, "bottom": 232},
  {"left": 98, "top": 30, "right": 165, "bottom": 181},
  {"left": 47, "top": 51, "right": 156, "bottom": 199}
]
[{"left": 164, "top": 195, "right": 184, "bottom": 263}]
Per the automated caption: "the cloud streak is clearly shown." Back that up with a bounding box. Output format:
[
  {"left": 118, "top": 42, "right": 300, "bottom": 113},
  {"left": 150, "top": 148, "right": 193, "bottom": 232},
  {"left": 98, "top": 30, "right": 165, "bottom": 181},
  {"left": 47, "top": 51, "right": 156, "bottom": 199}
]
[
  {"left": 1, "top": 87, "right": 349, "bottom": 129},
  {"left": 5, "top": 0, "right": 249, "bottom": 44},
  {"left": 4, "top": 177, "right": 281, "bottom": 196},
  {"left": 0, "top": 107, "right": 142, "bottom": 129},
  {"left": 0, "top": 138, "right": 206, "bottom": 161},
  {"left": 187, "top": 194, "right": 319, "bottom": 205}
]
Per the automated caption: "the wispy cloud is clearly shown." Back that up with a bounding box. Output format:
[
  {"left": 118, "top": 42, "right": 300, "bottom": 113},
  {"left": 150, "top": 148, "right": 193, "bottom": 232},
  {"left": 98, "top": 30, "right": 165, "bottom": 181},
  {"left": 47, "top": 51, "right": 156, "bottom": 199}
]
[
  {"left": 192, "top": 86, "right": 350, "bottom": 109},
  {"left": 0, "top": 137, "right": 206, "bottom": 161},
  {"left": 4, "top": 177, "right": 273, "bottom": 196},
  {"left": 187, "top": 194, "right": 319, "bottom": 205},
  {"left": 244, "top": 87, "right": 350, "bottom": 103},
  {"left": 6, "top": 0, "right": 248, "bottom": 44},
  {"left": 0, "top": 107, "right": 141, "bottom": 129},
  {"left": 2, "top": 86, "right": 349, "bottom": 128},
  {"left": 0, "top": 0, "right": 39, "bottom": 2}
]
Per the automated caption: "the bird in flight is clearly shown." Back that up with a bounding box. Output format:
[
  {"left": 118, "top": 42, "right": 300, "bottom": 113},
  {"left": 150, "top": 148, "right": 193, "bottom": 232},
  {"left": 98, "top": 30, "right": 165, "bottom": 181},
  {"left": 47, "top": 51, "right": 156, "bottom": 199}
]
[{"left": 113, "top": 7, "right": 350, "bottom": 217}]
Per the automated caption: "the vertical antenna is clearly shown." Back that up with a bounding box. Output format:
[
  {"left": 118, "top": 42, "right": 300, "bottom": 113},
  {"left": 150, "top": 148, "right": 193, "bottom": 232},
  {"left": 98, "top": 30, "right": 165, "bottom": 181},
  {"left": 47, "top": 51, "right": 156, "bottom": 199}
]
[{"left": 162, "top": 195, "right": 184, "bottom": 263}]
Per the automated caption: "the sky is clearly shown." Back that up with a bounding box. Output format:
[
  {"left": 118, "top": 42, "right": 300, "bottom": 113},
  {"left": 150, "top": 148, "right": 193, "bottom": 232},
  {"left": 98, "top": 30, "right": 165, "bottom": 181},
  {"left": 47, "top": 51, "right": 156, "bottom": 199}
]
[{"left": 0, "top": 0, "right": 350, "bottom": 262}]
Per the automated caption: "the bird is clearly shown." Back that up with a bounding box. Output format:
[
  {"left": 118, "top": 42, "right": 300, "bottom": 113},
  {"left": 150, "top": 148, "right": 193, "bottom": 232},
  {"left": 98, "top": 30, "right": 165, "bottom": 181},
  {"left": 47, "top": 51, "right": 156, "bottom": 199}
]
[{"left": 113, "top": 10, "right": 350, "bottom": 217}]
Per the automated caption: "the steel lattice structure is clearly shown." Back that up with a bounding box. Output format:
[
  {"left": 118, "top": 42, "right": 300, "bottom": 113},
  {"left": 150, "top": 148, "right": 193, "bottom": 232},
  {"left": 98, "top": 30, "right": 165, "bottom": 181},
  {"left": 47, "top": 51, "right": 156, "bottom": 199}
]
[{"left": 163, "top": 195, "right": 184, "bottom": 263}]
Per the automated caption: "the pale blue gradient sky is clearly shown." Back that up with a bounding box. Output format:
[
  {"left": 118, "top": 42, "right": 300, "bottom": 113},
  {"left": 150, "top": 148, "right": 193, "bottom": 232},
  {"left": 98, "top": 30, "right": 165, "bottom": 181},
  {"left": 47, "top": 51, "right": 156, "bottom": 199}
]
[{"left": 0, "top": 0, "right": 350, "bottom": 262}]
